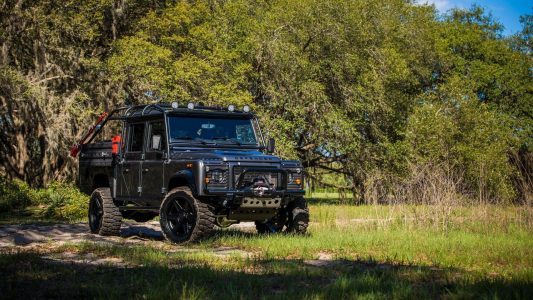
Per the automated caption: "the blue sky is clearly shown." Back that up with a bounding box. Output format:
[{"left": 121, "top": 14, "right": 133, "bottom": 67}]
[{"left": 416, "top": 0, "right": 531, "bottom": 35}]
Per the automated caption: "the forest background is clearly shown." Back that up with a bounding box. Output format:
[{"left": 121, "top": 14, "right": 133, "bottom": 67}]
[{"left": 1, "top": 0, "right": 532, "bottom": 205}]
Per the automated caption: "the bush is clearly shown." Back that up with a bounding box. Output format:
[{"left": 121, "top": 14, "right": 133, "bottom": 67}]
[
  {"left": 0, "top": 176, "right": 88, "bottom": 221},
  {"left": 0, "top": 177, "right": 32, "bottom": 213},
  {"left": 36, "top": 182, "right": 89, "bottom": 221},
  {"left": 44, "top": 182, "right": 89, "bottom": 221}
]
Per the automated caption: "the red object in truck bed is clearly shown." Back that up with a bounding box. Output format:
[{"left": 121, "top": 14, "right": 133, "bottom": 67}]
[{"left": 69, "top": 112, "right": 109, "bottom": 157}]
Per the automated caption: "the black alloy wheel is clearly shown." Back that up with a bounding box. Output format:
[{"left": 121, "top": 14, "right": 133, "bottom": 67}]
[
  {"left": 159, "top": 187, "right": 215, "bottom": 243},
  {"left": 161, "top": 197, "right": 196, "bottom": 242}
]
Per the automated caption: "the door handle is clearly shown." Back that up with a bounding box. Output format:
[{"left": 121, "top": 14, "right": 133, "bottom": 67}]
[
  {"left": 142, "top": 168, "right": 149, "bottom": 173},
  {"left": 123, "top": 168, "right": 129, "bottom": 173}
]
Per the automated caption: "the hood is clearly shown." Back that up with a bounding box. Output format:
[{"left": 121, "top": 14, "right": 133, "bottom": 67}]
[{"left": 170, "top": 148, "right": 281, "bottom": 163}]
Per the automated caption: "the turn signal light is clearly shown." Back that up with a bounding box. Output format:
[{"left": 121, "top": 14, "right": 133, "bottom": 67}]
[
  {"left": 205, "top": 178, "right": 210, "bottom": 184},
  {"left": 294, "top": 178, "right": 302, "bottom": 185}
]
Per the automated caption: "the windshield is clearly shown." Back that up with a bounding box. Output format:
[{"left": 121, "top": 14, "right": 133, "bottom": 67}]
[{"left": 168, "top": 115, "right": 259, "bottom": 146}]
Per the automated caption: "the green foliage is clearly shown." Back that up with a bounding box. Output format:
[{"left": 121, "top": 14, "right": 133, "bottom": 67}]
[
  {"left": 0, "top": 176, "right": 88, "bottom": 221},
  {"left": 405, "top": 99, "right": 520, "bottom": 202},
  {"left": 36, "top": 182, "right": 90, "bottom": 221},
  {"left": 1, "top": 0, "right": 532, "bottom": 204},
  {"left": 0, "top": 177, "right": 32, "bottom": 213},
  {"left": 107, "top": 1, "right": 254, "bottom": 105}
]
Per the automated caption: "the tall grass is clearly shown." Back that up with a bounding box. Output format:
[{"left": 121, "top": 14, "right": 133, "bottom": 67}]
[{"left": 203, "top": 203, "right": 533, "bottom": 278}]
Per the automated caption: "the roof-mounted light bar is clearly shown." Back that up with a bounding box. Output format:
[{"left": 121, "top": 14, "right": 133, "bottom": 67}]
[{"left": 134, "top": 102, "right": 252, "bottom": 113}]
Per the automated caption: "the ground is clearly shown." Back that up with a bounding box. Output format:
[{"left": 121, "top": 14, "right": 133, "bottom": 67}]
[{"left": 1, "top": 203, "right": 532, "bottom": 299}]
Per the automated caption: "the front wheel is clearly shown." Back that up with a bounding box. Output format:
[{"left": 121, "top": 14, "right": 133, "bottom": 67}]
[{"left": 159, "top": 187, "right": 215, "bottom": 243}]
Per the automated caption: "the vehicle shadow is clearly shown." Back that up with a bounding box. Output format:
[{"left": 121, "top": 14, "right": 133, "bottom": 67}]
[
  {"left": 120, "top": 222, "right": 260, "bottom": 241},
  {"left": 120, "top": 223, "right": 164, "bottom": 241}
]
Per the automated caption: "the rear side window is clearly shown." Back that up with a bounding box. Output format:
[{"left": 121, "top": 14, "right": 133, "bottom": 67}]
[
  {"left": 148, "top": 121, "right": 166, "bottom": 151},
  {"left": 128, "top": 123, "right": 145, "bottom": 152}
]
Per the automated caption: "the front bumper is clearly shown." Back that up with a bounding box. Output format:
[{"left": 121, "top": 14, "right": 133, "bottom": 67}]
[
  {"left": 204, "top": 166, "right": 304, "bottom": 207},
  {"left": 205, "top": 167, "right": 305, "bottom": 221}
]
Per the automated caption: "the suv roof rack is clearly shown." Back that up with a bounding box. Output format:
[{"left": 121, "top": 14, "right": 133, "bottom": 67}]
[{"left": 108, "top": 102, "right": 252, "bottom": 120}]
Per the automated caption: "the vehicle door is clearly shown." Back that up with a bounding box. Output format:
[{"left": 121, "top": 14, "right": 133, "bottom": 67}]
[
  {"left": 117, "top": 122, "right": 145, "bottom": 200},
  {"left": 142, "top": 119, "right": 167, "bottom": 204}
]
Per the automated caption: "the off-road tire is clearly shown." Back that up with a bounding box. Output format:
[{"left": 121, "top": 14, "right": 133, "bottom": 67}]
[
  {"left": 89, "top": 188, "right": 122, "bottom": 236},
  {"left": 286, "top": 197, "right": 309, "bottom": 234},
  {"left": 159, "top": 187, "right": 215, "bottom": 243}
]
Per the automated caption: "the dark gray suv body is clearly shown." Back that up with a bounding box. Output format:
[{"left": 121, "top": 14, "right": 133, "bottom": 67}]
[{"left": 74, "top": 103, "right": 309, "bottom": 243}]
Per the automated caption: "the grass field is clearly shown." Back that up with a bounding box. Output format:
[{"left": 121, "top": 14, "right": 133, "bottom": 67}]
[{"left": 1, "top": 200, "right": 533, "bottom": 299}]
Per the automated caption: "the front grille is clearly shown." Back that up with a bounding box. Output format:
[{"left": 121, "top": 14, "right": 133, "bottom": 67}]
[{"left": 233, "top": 167, "right": 280, "bottom": 189}]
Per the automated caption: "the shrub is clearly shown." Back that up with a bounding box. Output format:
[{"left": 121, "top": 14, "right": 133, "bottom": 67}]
[
  {"left": 40, "top": 182, "right": 89, "bottom": 221},
  {"left": 0, "top": 176, "right": 32, "bottom": 213},
  {"left": 0, "top": 176, "right": 88, "bottom": 221}
]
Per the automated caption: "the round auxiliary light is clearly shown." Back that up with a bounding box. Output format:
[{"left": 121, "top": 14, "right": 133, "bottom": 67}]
[
  {"left": 171, "top": 101, "right": 179, "bottom": 109},
  {"left": 243, "top": 105, "right": 250, "bottom": 113},
  {"left": 187, "top": 102, "right": 195, "bottom": 109},
  {"left": 228, "top": 104, "right": 235, "bottom": 112}
]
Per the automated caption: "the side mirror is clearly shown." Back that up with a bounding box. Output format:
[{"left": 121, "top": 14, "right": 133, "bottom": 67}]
[
  {"left": 151, "top": 135, "right": 162, "bottom": 151},
  {"left": 266, "top": 138, "right": 275, "bottom": 154}
]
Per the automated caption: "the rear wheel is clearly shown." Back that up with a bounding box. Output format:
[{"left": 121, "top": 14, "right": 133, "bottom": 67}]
[
  {"left": 88, "top": 188, "right": 122, "bottom": 236},
  {"left": 159, "top": 187, "right": 215, "bottom": 243},
  {"left": 255, "top": 210, "right": 287, "bottom": 234}
]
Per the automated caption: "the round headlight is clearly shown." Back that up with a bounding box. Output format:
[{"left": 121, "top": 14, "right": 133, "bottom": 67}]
[
  {"left": 243, "top": 105, "right": 250, "bottom": 113},
  {"left": 228, "top": 104, "right": 235, "bottom": 112},
  {"left": 187, "top": 102, "right": 195, "bottom": 109},
  {"left": 171, "top": 101, "right": 179, "bottom": 109}
]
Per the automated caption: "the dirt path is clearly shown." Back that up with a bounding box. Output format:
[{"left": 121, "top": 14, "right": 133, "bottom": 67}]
[
  {"left": 0, "top": 221, "right": 255, "bottom": 248},
  {"left": 0, "top": 221, "right": 376, "bottom": 270}
]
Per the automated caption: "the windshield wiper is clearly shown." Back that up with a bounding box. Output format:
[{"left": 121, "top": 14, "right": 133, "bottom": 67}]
[{"left": 211, "top": 136, "right": 242, "bottom": 145}]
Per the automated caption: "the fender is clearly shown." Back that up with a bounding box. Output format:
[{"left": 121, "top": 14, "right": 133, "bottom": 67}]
[{"left": 167, "top": 169, "right": 198, "bottom": 196}]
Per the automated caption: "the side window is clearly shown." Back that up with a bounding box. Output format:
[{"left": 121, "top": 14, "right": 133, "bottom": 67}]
[
  {"left": 148, "top": 121, "right": 166, "bottom": 151},
  {"left": 128, "top": 123, "right": 145, "bottom": 152}
]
